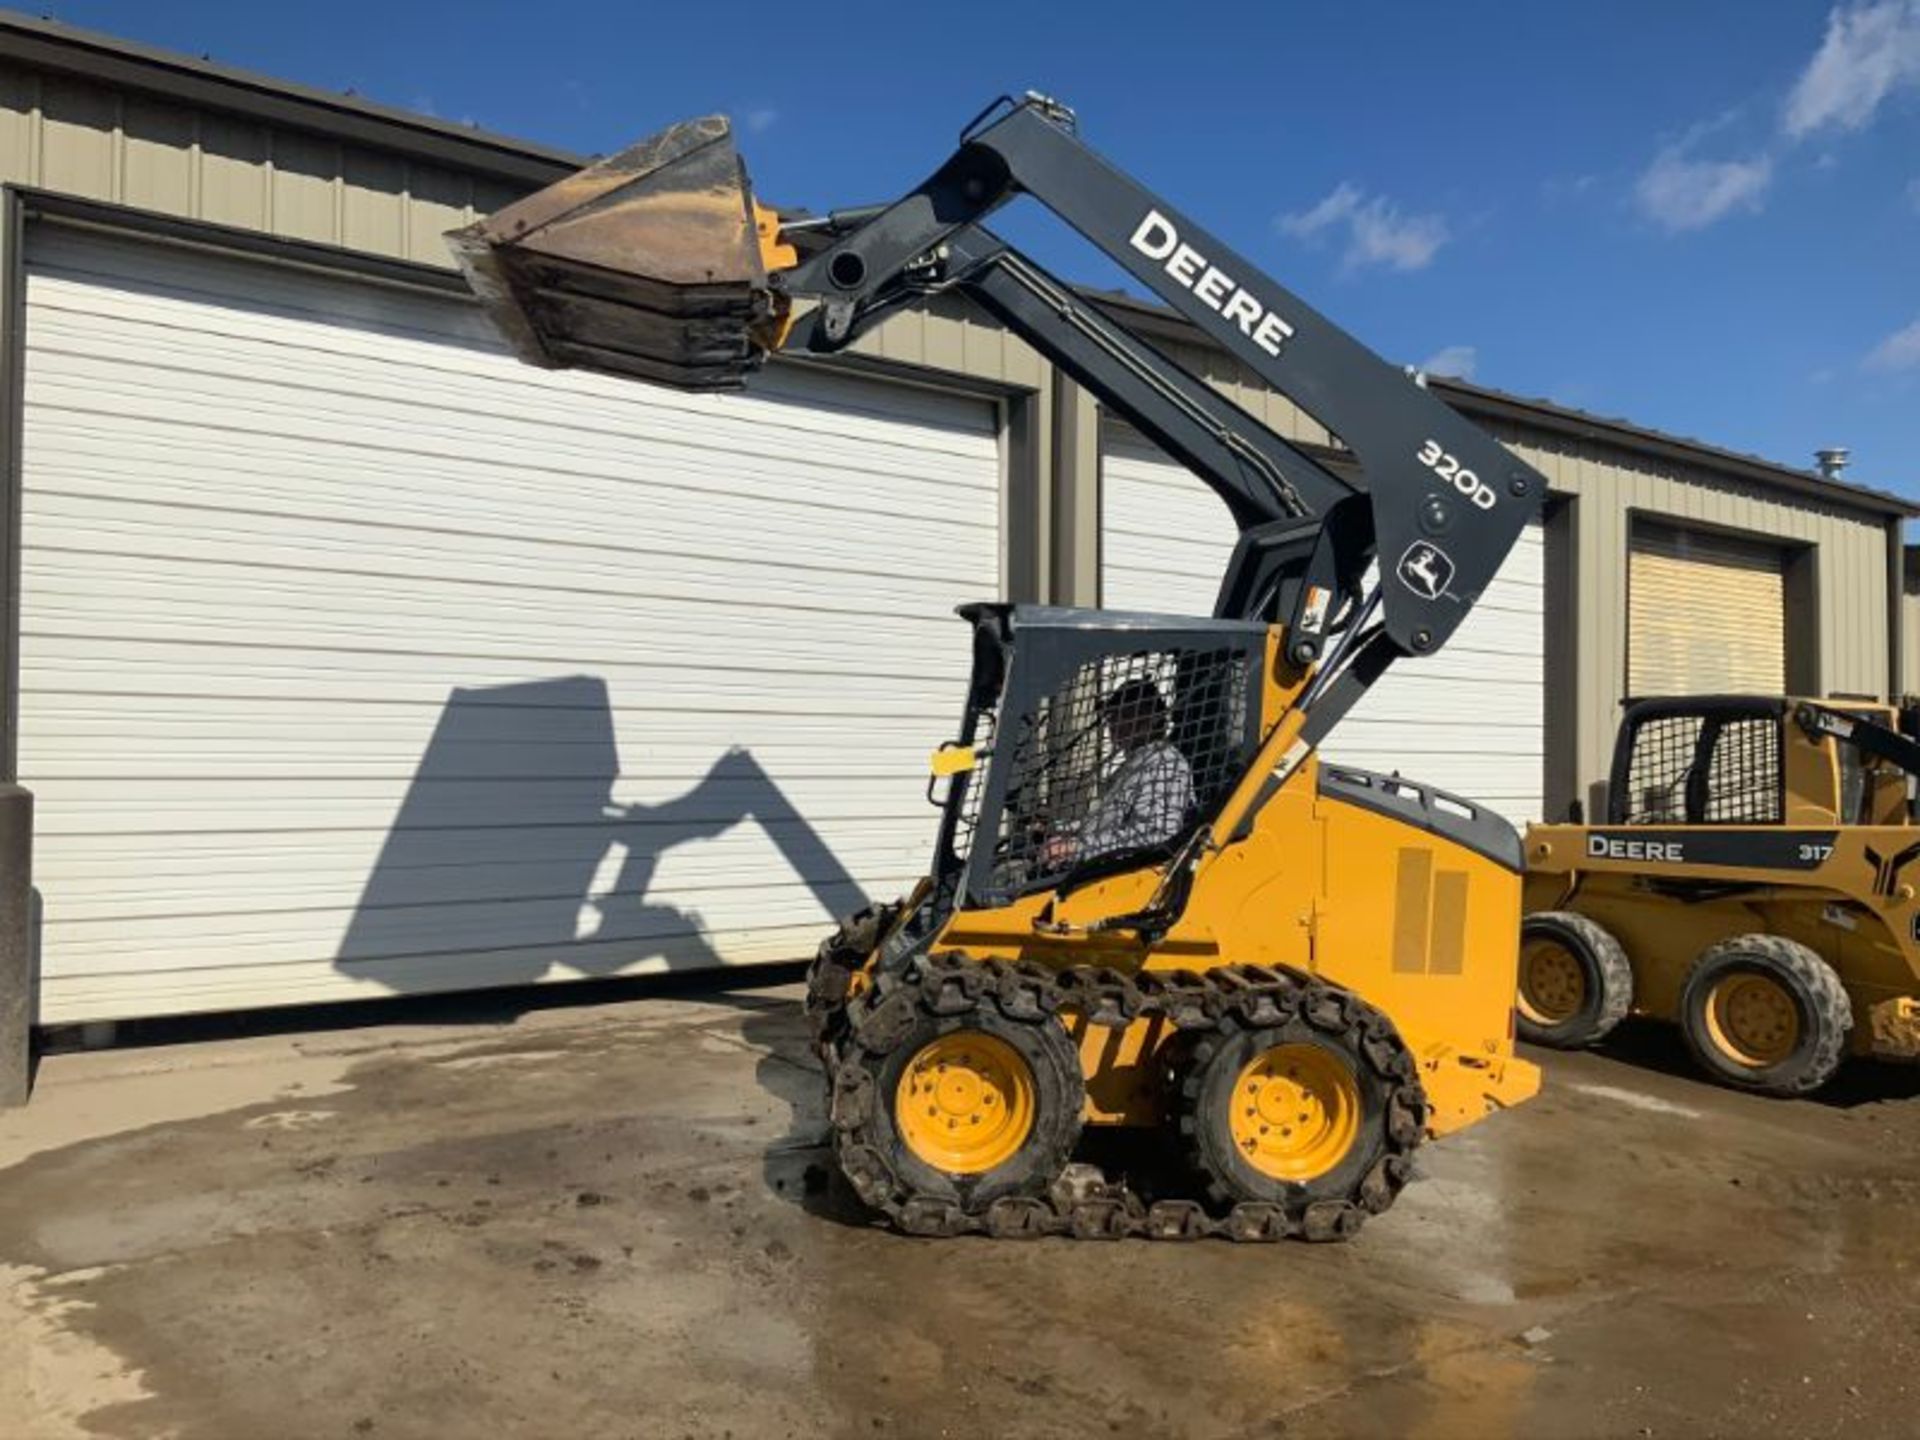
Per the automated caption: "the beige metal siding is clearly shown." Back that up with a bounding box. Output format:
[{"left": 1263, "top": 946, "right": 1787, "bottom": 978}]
[
  {"left": 1628, "top": 523, "right": 1785, "bottom": 694},
  {"left": 1150, "top": 334, "right": 1334, "bottom": 449},
  {"left": 0, "top": 61, "right": 1047, "bottom": 399},
  {"left": 1489, "top": 423, "right": 1891, "bottom": 810},
  {"left": 845, "top": 291, "right": 1046, "bottom": 390},
  {"left": 0, "top": 64, "right": 493, "bottom": 266}
]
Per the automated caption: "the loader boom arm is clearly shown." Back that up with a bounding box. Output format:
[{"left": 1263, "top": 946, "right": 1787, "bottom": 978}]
[
  {"left": 1796, "top": 703, "right": 1920, "bottom": 780},
  {"left": 449, "top": 96, "right": 1547, "bottom": 739},
  {"left": 789, "top": 222, "right": 1372, "bottom": 656},
  {"left": 781, "top": 98, "right": 1544, "bottom": 663}
]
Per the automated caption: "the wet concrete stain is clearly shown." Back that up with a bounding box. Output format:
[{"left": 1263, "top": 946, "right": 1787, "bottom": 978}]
[{"left": 2, "top": 995, "right": 1918, "bottom": 1439}]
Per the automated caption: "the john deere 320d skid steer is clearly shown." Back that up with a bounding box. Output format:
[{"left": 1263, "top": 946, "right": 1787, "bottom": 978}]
[{"left": 449, "top": 95, "right": 1545, "bottom": 1241}]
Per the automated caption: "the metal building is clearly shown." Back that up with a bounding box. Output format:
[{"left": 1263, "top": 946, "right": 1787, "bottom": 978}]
[{"left": 0, "top": 12, "right": 1911, "bottom": 1042}]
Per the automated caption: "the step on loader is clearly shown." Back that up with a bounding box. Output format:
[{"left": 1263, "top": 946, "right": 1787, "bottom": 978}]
[
  {"left": 1524, "top": 695, "right": 1920, "bottom": 1095},
  {"left": 448, "top": 95, "right": 1543, "bottom": 1240}
]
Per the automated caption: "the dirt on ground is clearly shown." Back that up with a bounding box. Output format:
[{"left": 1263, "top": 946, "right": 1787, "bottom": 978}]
[{"left": 1, "top": 974, "right": 1917, "bottom": 1440}]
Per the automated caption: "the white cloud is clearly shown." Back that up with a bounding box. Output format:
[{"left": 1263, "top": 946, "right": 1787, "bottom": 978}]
[
  {"left": 1418, "top": 344, "right": 1478, "bottom": 381},
  {"left": 1783, "top": 0, "right": 1920, "bottom": 137},
  {"left": 1541, "top": 173, "right": 1599, "bottom": 204},
  {"left": 1864, "top": 316, "right": 1920, "bottom": 370},
  {"left": 1634, "top": 143, "right": 1772, "bottom": 231},
  {"left": 744, "top": 107, "right": 780, "bottom": 134},
  {"left": 1909, "top": 176, "right": 1920, "bottom": 211},
  {"left": 1278, "top": 182, "right": 1449, "bottom": 272}
]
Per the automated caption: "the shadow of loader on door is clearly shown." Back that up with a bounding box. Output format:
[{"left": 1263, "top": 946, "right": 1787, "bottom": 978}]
[{"left": 335, "top": 675, "right": 869, "bottom": 1011}]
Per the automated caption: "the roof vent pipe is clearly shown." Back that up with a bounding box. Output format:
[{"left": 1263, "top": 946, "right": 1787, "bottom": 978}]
[{"left": 1815, "top": 446, "right": 1850, "bottom": 481}]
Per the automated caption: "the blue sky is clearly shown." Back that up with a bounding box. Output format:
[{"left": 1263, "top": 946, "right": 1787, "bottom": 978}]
[{"left": 36, "top": 0, "right": 1920, "bottom": 494}]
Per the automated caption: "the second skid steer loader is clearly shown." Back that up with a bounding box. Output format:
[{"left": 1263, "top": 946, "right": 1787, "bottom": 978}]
[
  {"left": 448, "top": 95, "right": 1545, "bottom": 1241},
  {"left": 1523, "top": 695, "right": 1920, "bottom": 1096}
]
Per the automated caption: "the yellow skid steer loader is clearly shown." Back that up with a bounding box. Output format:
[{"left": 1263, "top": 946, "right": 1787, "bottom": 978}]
[
  {"left": 1524, "top": 695, "right": 1920, "bottom": 1095},
  {"left": 449, "top": 96, "right": 1543, "bottom": 1240}
]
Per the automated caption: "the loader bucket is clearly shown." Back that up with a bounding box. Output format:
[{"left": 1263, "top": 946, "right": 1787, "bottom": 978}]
[{"left": 446, "top": 115, "right": 787, "bottom": 391}]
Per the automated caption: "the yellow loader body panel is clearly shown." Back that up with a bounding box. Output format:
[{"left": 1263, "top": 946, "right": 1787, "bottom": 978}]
[
  {"left": 928, "top": 623, "right": 1537, "bottom": 1140},
  {"left": 1526, "top": 822, "right": 1920, "bottom": 1057}
]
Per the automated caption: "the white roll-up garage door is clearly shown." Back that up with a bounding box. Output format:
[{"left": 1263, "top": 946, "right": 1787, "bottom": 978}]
[
  {"left": 19, "top": 227, "right": 1001, "bottom": 1023},
  {"left": 1101, "top": 422, "right": 1545, "bottom": 821}
]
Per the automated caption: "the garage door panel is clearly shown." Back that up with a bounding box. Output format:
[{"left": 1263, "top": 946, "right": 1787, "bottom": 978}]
[
  {"left": 21, "top": 229, "right": 999, "bottom": 1022},
  {"left": 26, "top": 776, "right": 937, "bottom": 841},
  {"left": 1325, "top": 745, "right": 1543, "bottom": 787},
  {"left": 41, "top": 921, "right": 859, "bottom": 1001},
  {"left": 1101, "top": 423, "right": 1545, "bottom": 821},
  {"left": 27, "top": 698, "right": 947, "bottom": 752},
  {"left": 24, "top": 544, "right": 981, "bottom": 645},
  {"left": 22, "top": 640, "right": 966, "bottom": 717},
  {"left": 23, "top": 648, "right": 964, "bottom": 719},
  {"left": 24, "top": 720, "right": 945, "bottom": 783},
  {"left": 40, "top": 871, "right": 907, "bottom": 965},
  {"left": 24, "top": 559, "right": 981, "bottom": 680},
  {"left": 25, "top": 504, "right": 982, "bottom": 626},
  {"left": 1628, "top": 523, "right": 1784, "bottom": 695},
  {"left": 26, "top": 450, "right": 996, "bottom": 577},
  {"left": 1325, "top": 680, "right": 1543, "bottom": 718},
  {"left": 34, "top": 831, "right": 927, "bottom": 907},
  {"left": 26, "top": 416, "right": 995, "bottom": 580},
  {"left": 29, "top": 272, "right": 993, "bottom": 485},
  {"left": 28, "top": 413, "right": 989, "bottom": 545},
  {"left": 34, "top": 833, "right": 931, "bottom": 917},
  {"left": 28, "top": 375, "right": 993, "bottom": 539},
  {"left": 43, "top": 927, "right": 836, "bottom": 1019},
  {"left": 30, "top": 245, "right": 997, "bottom": 448}
]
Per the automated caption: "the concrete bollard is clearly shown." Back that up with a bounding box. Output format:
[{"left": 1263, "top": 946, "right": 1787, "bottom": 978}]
[{"left": 0, "top": 785, "right": 33, "bottom": 1106}]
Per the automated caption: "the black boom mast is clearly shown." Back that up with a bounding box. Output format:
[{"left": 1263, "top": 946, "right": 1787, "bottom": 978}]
[{"left": 778, "top": 96, "right": 1544, "bottom": 665}]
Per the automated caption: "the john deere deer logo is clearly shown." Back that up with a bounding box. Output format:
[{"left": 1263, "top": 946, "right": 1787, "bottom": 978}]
[
  {"left": 1865, "top": 840, "right": 1920, "bottom": 897},
  {"left": 1395, "top": 541, "right": 1455, "bottom": 602}
]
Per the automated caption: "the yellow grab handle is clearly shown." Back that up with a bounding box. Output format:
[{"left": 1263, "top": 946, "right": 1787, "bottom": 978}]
[{"left": 929, "top": 744, "right": 978, "bottom": 777}]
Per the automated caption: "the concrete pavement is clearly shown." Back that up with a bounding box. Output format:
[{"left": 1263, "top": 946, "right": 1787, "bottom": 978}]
[{"left": 2, "top": 975, "right": 1918, "bottom": 1439}]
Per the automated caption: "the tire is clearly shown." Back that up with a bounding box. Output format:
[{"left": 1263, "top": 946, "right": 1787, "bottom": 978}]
[
  {"left": 805, "top": 902, "right": 899, "bottom": 1061},
  {"left": 1679, "top": 934, "right": 1852, "bottom": 1096},
  {"left": 1177, "top": 984, "right": 1423, "bottom": 1241},
  {"left": 1516, "top": 911, "right": 1634, "bottom": 1049},
  {"left": 831, "top": 960, "right": 1084, "bottom": 1221}
]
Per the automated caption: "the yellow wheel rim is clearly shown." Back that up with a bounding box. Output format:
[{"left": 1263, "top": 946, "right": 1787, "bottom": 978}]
[
  {"left": 1228, "top": 1042, "right": 1361, "bottom": 1183},
  {"left": 1704, "top": 972, "right": 1801, "bottom": 1067},
  {"left": 894, "top": 1031, "right": 1035, "bottom": 1175},
  {"left": 1518, "top": 938, "right": 1587, "bottom": 1026}
]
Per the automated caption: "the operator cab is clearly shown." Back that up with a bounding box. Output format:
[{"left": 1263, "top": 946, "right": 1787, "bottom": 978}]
[{"left": 1608, "top": 695, "right": 1917, "bottom": 830}]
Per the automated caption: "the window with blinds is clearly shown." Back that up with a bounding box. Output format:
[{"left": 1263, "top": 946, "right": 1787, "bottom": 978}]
[{"left": 1628, "top": 522, "right": 1786, "bottom": 696}]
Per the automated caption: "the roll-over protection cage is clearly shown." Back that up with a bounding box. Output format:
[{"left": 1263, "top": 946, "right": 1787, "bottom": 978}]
[
  {"left": 1607, "top": 697, "right": 1789, "bottom": 826},
  {"left": 930, "top": 606, "right": 1266, "bottom": 918}
]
